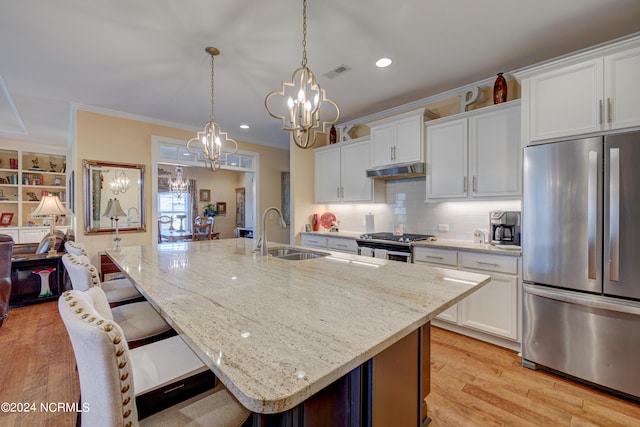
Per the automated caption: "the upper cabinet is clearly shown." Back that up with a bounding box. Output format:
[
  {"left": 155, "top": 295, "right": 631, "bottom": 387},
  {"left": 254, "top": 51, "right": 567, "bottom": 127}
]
[
  {"left": 314, "top": 137, "right": 383, "bottom": 203},
  {"left": 369, "top": 109, "right": 424, "bottom": 167},
  {"left": 523, "top": 39, "right": 640, "bottom": 142},
  {"left": 426, "top": 102, "right": 521, "bottom": 201}
]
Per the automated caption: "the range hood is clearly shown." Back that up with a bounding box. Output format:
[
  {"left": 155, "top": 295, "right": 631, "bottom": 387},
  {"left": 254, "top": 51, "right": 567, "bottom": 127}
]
[{"left": 366, "top": 162, "right": 425, "bottom": 179}]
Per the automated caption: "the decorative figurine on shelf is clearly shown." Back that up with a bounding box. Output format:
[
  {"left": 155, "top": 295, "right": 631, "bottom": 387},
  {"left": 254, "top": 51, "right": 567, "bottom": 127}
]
[
  {"left": 49, "top": 161, "right": 58, "bottom": 172},
  {"left": 329, "top": 125, "right": 337, "bottom": 145},
  {"left": 0, "top": 190, "right": 7, "bottom": 201},
  {"left": 493, "top": 72, "right": 508, "bottom": 104},
  {"left": 31, "top": 158, "right": 43, "bottom": 170}
]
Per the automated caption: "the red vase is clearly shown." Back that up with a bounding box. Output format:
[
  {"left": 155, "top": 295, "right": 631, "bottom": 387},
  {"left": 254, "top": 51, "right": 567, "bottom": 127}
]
[
  {"left": 493, "top": 73, "right": 507, "bottom": 104},
  {"left": 312, "top": 214, "right": 319, "bottom": 232}
]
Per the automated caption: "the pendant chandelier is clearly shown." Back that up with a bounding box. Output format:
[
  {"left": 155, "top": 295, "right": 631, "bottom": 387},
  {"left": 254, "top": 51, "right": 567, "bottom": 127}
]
[
  {"left": 187, "top": 47, "right": 238, "bottom": 171},
  {"left": 168, "top": 166, "right": 189, "bottom": 198},
  {"left": 110, "top": 169, "right": 130, "bottom": 195},
  {"left": 264, "top": 0, "right": 339, "bottom": 149}
]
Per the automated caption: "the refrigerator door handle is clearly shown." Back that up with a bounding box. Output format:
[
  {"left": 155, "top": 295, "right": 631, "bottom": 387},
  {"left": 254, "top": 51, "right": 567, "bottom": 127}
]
[
  {"left": 609, "top": 147, "right": 620, "bottom": 282},
  {"left": 524, "top": 284, "right": 640, "bottom": 316},
  {"left": 587, "top": 150, "right": 598, "bottom": 280}
]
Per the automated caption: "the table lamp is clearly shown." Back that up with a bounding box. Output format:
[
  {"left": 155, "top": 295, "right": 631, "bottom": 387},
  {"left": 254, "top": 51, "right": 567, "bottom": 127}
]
[
  {"left": 103, "top": 198, "right": 126, "bottom": 250},
  {"left": 31, "top": 195, "right": 67, "bottom": 257}
]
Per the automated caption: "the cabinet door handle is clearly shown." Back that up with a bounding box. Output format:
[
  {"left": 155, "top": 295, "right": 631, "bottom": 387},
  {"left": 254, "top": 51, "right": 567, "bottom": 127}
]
[
  {"left": 473, "top": 176, "right": 477, "bottom": 192},
  {"left": 599, "top": 99, "right": 604, "bottom": 125},
  {"left": 463, "top": 176, "right": 468, "bottom": 192},
  {"left": 609, "top": 147, "right": 620, "bottom": 282},
  {"left": 390, "top": 146, "right": 394, "bottom": 161},
  {"left": 476, "top": 261, "right": 500, "bottom": 267},
  {"left": 607, "top": 98, "right": 612, "bottom": 124},
  {"left": 425, "top": 255, "right": 444, "bottom": 260}
]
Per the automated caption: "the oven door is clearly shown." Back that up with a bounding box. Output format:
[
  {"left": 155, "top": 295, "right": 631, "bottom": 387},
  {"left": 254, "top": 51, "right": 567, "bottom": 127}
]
[
  {"left": 386, "top": 250, "right": 412, "bottom": 263},
  {"left": 357, "top": 242, "right": 412, "bottom": 263}
]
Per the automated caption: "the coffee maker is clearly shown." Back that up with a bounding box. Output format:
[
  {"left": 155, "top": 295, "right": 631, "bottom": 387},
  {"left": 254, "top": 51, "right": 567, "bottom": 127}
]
[{"left": 490, "top": 210, "right": 521, "bottom": 246}]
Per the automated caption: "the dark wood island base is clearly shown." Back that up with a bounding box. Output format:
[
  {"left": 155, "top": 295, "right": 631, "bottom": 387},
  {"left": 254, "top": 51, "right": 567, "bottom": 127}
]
[{"left": 252, "top": 325, "right": 431, "bottom": 427}]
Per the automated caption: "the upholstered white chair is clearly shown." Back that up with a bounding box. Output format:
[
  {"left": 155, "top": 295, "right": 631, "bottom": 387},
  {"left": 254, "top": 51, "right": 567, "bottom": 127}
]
[
  {"left": 62, "top": 253, "right": 172, "bottom": 346},
  {"left": 59, "top": 288, "right": 251, "bottom": 427},
  {"left": 62, "top": 250, "right": 143, "bottom": 306}
]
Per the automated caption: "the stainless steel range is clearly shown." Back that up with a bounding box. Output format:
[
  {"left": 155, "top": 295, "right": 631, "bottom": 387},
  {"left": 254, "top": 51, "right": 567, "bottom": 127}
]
[{"left": 356, "top": 232, "right": 433, "bottom": 263}]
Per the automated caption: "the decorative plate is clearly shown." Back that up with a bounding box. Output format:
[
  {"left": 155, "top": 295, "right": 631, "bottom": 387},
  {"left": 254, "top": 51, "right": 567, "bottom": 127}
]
[{"left": 320, "top": 212, "right": 337, "bottom": 229}]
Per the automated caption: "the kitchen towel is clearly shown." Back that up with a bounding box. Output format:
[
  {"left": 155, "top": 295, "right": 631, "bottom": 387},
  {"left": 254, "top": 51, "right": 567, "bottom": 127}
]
[
  {"left": 360, "top": 247, "right": 373, "bottom": 257},
  {"left": 374, "top": 249, "right": 388, "bottom": 259}
]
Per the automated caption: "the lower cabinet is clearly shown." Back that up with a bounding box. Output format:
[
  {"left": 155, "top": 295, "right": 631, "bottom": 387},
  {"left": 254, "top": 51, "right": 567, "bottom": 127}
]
[
  {"left": 414, "top": 246, "right": 521, "bottom": 350},
  {"left": 300, "top": 234, "right": 358, "bottom": 254}
]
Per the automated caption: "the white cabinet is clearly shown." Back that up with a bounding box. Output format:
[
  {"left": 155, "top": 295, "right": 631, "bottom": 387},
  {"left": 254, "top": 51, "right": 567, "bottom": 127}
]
[
  {"left": 414, "top": 246, "right": 521, "bottom": 349},
  {"left": 300, "top": 234, "right": 328, "bottom": 248},
  {"left": 425, "top": 118, "right": 467, "bottom": 199},
  {"left": 19, "top": 227, "right": 49, "bottom": 243},
  {"left": 526, "top": 42, "right": 640, "bottom": 141},
  {"left": 314, "top": 138, "right": 382, "bottom": 203},
  {"left": 300, "top": 233, "right": 358, "bottom": 254},
  {"left": 369, "top": 109, "right": 424, "bottom": 167},
  {"left": 0, "top": 228, "right": 19, "bottom": 242},
  {"left": 425, "top": 102, "right": 521, "bottom": 201},
  {"left": 326, "top": 237, "right": 358, "bottom": 254}
]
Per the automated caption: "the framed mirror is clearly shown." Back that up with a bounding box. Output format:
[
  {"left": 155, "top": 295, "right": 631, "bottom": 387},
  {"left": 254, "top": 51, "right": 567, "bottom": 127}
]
[{"left": 83, "top": 160, "right": 146, "bottom": 234}]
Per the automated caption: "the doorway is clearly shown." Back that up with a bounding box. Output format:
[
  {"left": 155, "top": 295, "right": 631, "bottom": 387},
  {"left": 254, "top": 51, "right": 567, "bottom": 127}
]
[{"left": 151, "top": 137, "right": 259, "bottom": 241}]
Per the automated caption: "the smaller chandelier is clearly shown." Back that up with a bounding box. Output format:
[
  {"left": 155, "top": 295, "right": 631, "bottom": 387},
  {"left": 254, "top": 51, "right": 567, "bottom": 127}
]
[
  {"left": 110, "top": 169, "right": 130, "bottom": 195},
  {"left": 168, "top": 166, "right": 189, "bottom": 198},
  {"left": 265, "top": 0, "right": 339, "bottom": 149},
  {"left": 187, "top": 47, "right": 238, "bottom": 171}
]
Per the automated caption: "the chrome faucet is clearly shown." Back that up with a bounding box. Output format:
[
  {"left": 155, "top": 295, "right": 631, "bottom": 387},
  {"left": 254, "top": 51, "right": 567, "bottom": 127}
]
[{"left": 259, "top": 206, "right": 287, "bottom": 256}]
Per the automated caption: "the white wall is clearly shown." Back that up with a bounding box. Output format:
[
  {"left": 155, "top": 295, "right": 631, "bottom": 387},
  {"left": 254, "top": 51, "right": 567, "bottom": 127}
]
[{"left": 326, "top": 178, "right": 521, "bottom": 240}]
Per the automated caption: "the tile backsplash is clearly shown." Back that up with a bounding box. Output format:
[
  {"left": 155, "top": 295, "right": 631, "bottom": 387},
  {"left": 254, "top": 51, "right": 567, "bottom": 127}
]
[{"left": 325, "top": 178, "right": 521, "bottom": 241}]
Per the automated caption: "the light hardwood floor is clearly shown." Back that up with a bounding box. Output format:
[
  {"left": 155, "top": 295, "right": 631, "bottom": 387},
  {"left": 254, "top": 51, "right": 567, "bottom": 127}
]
[{"left": 1, "top": 301, "right": 638, "bottom": 426}]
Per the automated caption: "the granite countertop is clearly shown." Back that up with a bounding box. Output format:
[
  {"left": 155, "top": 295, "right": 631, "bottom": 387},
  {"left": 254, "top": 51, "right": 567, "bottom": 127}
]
[
  {"left": 413, "top": 238, "right": 522, "bottom": 256},
  {"left": 106, "top": 239, "right": 490, "bottom": 414}
]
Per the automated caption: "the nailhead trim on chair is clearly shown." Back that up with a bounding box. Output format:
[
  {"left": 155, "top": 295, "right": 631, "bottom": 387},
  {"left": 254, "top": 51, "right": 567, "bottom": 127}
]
[
  {"left": 65, "top": 253, "right": 102, "bottom": 287},
  {"left": 62, "top": 290, "right": 135, "bottom": 427},
  {"left": 65, "top": 241, "right": 90, "bottom": 258}
]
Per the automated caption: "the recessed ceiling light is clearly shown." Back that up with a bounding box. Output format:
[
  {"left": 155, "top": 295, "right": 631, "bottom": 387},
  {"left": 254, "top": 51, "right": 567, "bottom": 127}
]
[
  {"left": 239, "top": 124, "right": 250, "bottom": 130},
  {"left": 376, "top": 57, "right": 392, "bottom": 68}
]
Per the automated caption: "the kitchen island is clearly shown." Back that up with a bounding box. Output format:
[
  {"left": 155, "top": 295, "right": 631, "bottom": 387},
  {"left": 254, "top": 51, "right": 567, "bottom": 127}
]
[{"left": 106, "top": 239, "right": 490, "bottom": 426}]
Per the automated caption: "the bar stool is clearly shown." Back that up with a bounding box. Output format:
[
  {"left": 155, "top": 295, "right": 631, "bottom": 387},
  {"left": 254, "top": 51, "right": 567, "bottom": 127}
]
[
  {"left": 63, "top": 247, "right": 143, "bottom": 307},
  {"left": 59, "top": 287, "right": 250, "bottom": 426},
  {"left": 62, "top": 254, "right": 173, "bottom": 347}
]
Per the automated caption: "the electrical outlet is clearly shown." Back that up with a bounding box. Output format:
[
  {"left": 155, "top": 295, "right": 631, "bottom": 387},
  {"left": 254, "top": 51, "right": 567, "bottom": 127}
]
[{"left": 438, "top": 224, "right": 449, "bottom": 232}]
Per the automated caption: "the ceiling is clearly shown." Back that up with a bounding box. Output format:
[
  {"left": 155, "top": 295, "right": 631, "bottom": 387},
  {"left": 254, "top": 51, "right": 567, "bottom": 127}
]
[{"left": 1, "top": 0, "right": 639, "bottom": 151}]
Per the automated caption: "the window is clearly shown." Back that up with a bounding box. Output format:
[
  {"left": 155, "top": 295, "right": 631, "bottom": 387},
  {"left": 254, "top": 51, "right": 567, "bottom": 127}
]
[{"left": 158, "top": 192, "right": 191, "bottom": 232}]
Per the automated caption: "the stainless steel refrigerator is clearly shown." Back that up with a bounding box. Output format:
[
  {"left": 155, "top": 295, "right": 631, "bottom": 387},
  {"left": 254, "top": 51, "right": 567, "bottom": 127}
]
[{"left": 522, "top": 131, "right": 640, "bottom": 400}]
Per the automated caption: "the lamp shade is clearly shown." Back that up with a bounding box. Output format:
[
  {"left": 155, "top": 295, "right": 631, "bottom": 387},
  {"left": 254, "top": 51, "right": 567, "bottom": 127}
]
[
  {"left": 31, "top": 195, "right": 67, "bottom": 217},
  {"left": 102, "top": 199, "right": 114, "bottom": 218},
  {"left": 103, "top": 198, "right": 126, "bottom": 218}
]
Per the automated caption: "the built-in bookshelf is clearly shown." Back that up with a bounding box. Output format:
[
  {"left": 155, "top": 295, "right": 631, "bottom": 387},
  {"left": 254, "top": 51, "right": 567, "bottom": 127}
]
[{"left": 0, "top": 148, "right": 68, "bottom": 243}]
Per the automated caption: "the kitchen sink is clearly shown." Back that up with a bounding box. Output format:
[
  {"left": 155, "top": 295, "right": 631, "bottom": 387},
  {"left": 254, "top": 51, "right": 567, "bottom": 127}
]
[{"left": 267, "top": 247, "right": 330, "bottom": 261}]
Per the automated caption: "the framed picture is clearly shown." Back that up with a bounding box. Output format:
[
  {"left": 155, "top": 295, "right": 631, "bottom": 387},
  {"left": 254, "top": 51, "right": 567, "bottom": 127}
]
[
  {"left": 199, "top": 189, "right": 211, "bottom": 202},
  {"left": 0, "top": 212, "right": 13, "bottom": 226},
  {"left": 216, "top": 202, "right": 227, "bottom": 216}
]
